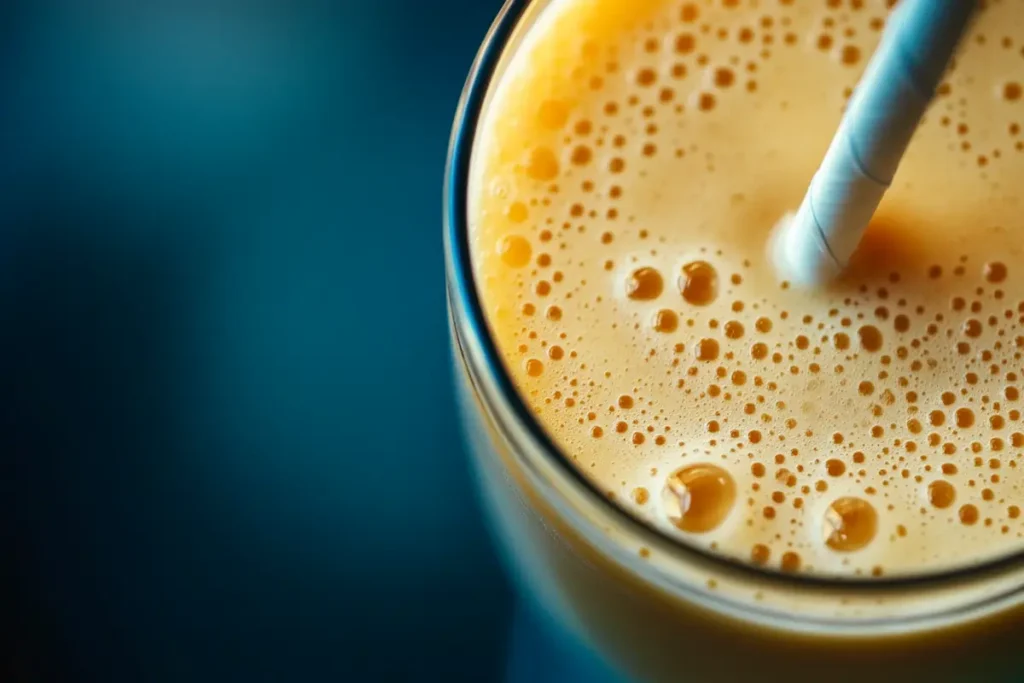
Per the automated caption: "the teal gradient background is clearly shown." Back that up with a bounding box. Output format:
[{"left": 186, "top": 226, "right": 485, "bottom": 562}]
[{"left": 0, "top": 1, "right": 529, "bottom": 680}]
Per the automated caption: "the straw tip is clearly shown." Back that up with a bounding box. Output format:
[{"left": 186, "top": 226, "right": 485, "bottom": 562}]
[{"left": 767, "top": 205, "right": 843, "bottom": 288}]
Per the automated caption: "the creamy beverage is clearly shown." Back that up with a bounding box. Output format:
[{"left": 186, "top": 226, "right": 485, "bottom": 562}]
[{"left": 469, "top": 0, "right": 1024, "bottom": 580}]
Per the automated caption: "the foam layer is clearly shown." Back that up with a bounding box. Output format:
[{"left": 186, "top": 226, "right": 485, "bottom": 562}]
[{"left": 468, "top": 0, "right": 1024, "bottom": 578}]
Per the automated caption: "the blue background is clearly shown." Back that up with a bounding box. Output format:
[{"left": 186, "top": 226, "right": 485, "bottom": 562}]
[{"left": 0, "top": 1, "right": 534, "bottom": 680}]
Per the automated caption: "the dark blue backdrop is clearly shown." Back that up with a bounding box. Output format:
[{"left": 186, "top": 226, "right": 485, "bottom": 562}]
[{"left": 0, "top": 1, "right": 515, "bottom": 680}]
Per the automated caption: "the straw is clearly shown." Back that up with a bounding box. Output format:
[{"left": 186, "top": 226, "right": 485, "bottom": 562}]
[{"left": 773, "top": 0, "right": 977, "bottom": 286}]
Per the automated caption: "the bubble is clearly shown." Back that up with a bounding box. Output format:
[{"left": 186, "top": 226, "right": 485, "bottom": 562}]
[
  {"left": 626, "top": 267, "right": 664, "bottom": 300},
  {"left": 833, "top": 332, "right": 851, "bottom": 350},
  {"left": 695, "top": 338, "right": 721, "bottom": 362},
  {"left": 963, "top": 319, "right": 983, "bottom": 337},
  {"left": 636, "top": 68, "right": 657, "bottom": 87},
  {"left": 697, "top": 93, "right": 717, "bottom": 111},
  {"left": 618, "top": 395, "right": 634, "bottom": 409},
  {"left": 755, "top": 317, "right": 773, "bottom": 333},
  {"left": 714, "top": 67, "right": 735, "bottom": 88},
  {"left": 928, "top": 480, "right": 956, "bottom": 509},
  {"left": 956, "top": 408, "right": 975, "bottom": 428},
  {"left": 679, "top": 261, "right": 719, "bottom": 305},
  {"left": 527, "top": 146, "right": 560, "bottom": 181},
  {"left": 654, "top": 309, "right": 680, "bottom": 332},
  {"left": 858, "top": 325, "right": 884, "bottom": 352},
  {"left": 571, "top": 145, "right": 593, "bottom": 166},
  {"left": 751, "top": 544, "right": 770, "bottom": 565},
  {"left": 959, "top": 504, "right": 979, "bottom": 526},
  {"left": 724, "top": 320, "right": 745, "bottom": 339},
  {"left": 823, "top": 497, "right": 878, "bottom": 552},
  {"left": 826, "top": 459, "right": 846, "bottom": 476},
  {"left": 751, "top": 342, "right": 769, "bottom": 360},
  {"left": 1004, "top": 82, "right": 1022, "bottom": 102},
  {"left": 675, "top": 33, "right": 696, "bottom": 54},
  {"left": 780, "top": 551, "right": 802, "bottom": 573},
  {"left": 985, "top": 262, "right": 1008, "bottom": 283},
  {"left": 499, "top": 235, "right": 532, "bottom": 268},
  {"left": 840, "top": 45, "right": 861, "bottom": 66},
  {"left": 506, "top": 202, "right": 529, "bottom": 223},
  {"left": 525, "top": 359, "right": 544, "bottom": 377},
  {"left": 662, "top": 464, "right": 737, "bottom": 533}
]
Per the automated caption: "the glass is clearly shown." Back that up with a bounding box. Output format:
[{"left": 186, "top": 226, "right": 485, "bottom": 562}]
[{"left": 444, "top": 1, "right": 1024, "bottom": 680}]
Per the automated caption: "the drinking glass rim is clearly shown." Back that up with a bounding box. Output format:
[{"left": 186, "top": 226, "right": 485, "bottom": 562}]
[{"left": 443, "top": 0, "right": 1024, "bottom": 596}]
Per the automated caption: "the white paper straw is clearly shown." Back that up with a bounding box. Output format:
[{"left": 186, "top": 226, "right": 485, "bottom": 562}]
[{"left": 775, "top": 0, "right": 977, "bottom": 286}]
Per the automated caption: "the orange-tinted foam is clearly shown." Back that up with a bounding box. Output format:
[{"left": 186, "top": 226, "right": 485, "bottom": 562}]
[{"left": 469, "top": 0, "right": 1024, "bottom": 578}]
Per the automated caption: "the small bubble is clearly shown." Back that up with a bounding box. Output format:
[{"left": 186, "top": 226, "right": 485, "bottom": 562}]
[
  {"left": 956, "top": 407, "right": 975, "bottom": 428},
  {"left": 499, "top": 235, "right": 532, "bottom": 268},
  {"left": 695, "top": 338, "right": 721, "bottom": 362},
  {"left": 506, "top": 202, "right": 529, "bottom": 224},
  {"left": 858, "top": 325, "right": 883, "bottom": 352},
  {"left": 959, "top": 504, "right": 979, "bottom": 526},
  {"left": 527, "top": 147, "right": 560, "bottom": 181},
  {"left": 928, "top": 481, "right": 956, "bottom": 509},
  {"left": 724, "top": 321, "right": 745, "bottom": 339},
  {"left": 840, "top": 45, "right": 861, "bottom": 66},
  {"left": 985, "top": 262, "right": 1008, "bottom": 283},
  {"left": 823, "top": 497, "right": 877, "bottom": 552},
  {"left": 570, "top": 145, "right": 593, "bottom": 166},
  {"left": 636, "top": 68, "right": 657, "bottom": 87},
  {"left": 626, "top": 267, "right": 664, "bottom": 300},
  {"left": 826, "top": 459, "right": 846, "bottom": 477},
  {"left": 780, "top": 551, "right": 802, "bottom": 573},
  {"left": 714, "top": 67, "right": 735, "bottom": 88},
  {"left": 675, "top": 33, "right": 696, "bottom": 54},
  {"left": 654, "top": 309, "right": 679, "bottom": 333},
  {"left": 662, "top": 464, "right": 736, "bottom": 533},
  {"left": 633, "top": 487, "right": 649, "bottom": 505},
  {"left": 679, "top": 261, "right": 719, "bottom": 305}
]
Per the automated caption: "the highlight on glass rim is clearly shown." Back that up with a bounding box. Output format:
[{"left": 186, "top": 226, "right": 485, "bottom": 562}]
[{"left": 447, "top": 0, "right": 1024, "bottom": 679}]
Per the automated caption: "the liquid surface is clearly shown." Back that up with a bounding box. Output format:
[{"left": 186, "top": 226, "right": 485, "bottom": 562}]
[{"left": 468, "top": 0, "right": 1024, "bottom": 578}]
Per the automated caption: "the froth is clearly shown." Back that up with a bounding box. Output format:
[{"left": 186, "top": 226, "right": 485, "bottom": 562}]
[{"left": 469, "top": 0, "right": 1024, "bottom": 578}]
